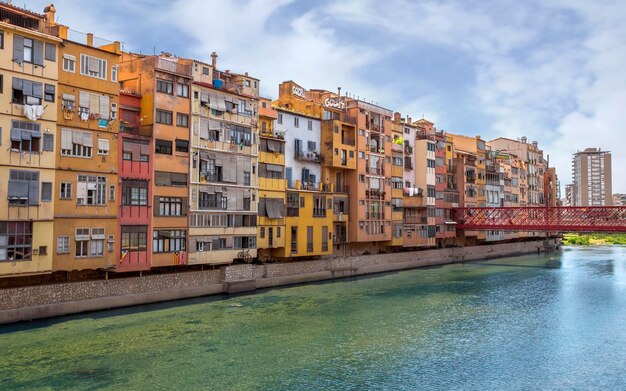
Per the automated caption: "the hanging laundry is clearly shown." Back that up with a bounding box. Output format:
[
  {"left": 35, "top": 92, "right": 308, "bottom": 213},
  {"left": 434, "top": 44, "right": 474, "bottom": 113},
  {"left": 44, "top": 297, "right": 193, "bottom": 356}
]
[{"left": 80, "top": 112, "right": 89, "bottom": 121}]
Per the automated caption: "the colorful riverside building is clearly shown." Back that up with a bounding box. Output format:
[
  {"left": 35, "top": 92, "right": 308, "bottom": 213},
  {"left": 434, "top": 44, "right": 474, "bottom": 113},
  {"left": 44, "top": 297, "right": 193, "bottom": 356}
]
[
  {"left": 118, "top": 53, "right": 192, "bottom": 268},
  {"left": 117, "top": 89, "right": 152, "bottom": 272},
  {"left": 188, "top": 54, "right": 259, "bottom": 265},
  {"left": 0, "top": 3, "right": 62, "bottom": 276},
  {"left": 387, "top": 114, "right": 405, "bottom": 248},
  {"left": 435, "top": 129, "right": 458, "bottom": 247},
  {"left": 53, "top": 24, "right": 121, "bottom": 272},
  {"left": 256, "top": 97, "right": 285, "bottom": 261},
  {"left": 273, "top": 81, "right": 334, "bottom": 259}
]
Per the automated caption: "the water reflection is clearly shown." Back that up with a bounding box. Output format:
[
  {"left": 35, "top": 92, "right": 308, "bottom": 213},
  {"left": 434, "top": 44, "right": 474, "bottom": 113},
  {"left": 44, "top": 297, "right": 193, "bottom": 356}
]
[{"left": 0, "top": 247, "right": 625, "bottom": 390}]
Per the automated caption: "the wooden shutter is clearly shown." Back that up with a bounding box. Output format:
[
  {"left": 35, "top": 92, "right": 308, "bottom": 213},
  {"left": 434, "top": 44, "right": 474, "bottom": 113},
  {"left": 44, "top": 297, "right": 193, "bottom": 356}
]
[
  {"left": 181, "top": 197, "right": 188, "bottom": 216},
  {"left": 33, "top": 40, "right": 44, "bottom": 66},
  {"left": 13, "top": 35, "right": 24, "bottom": 61},
  {"left": 153, "top": 196, "right": 161, "bottom": 216},
  {"left": 28, "top": 181, "right": 40, "bottom": 205},
  {"left": 45, "top": 42, "right": 56, "bottom": 62}
]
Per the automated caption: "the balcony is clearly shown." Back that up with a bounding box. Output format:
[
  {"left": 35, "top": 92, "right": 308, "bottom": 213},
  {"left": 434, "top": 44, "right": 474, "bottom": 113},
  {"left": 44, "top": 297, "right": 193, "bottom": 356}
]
[
  {"left": 120, "top": 123, "right": 152, "bottom": 138},
  {"left": 295, "top": 149, "right": 322, "bottom": 163},
  {"left": 334, "top": 184, "right": 350, "bottom": 193},
  {"left": 155, "top": 57, "right": 192, "bottom": 77},
  {"left": 259, "top": 129, "right": 286, "bottom": 140},
  {"left": 365, "top": 189, "right": 386, "bottom": 199},
  {"left": 365, "top": 212, "right": 386, "bottom": 220},
  {"left": 0, "top": 9, "right": 62, "bottom": 37},
  {"left": 366, "top": 166, "right": 383, "bottom": 175},
  {"left": 404, "top": 216, "right": 428, "bottom": 224},
  {"left": 404, "top": 144, "right": 413, "bottom": 154}
]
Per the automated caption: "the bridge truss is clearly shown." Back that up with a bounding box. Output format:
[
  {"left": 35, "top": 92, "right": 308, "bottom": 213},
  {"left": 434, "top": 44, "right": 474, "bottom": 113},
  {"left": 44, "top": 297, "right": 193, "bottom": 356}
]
[{"left": 450, "top": 206, "right": 626, "bottom": 233}]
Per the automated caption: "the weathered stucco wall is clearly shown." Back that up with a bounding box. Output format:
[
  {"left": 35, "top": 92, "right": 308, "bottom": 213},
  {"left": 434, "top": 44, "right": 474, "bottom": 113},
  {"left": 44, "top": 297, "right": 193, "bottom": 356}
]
[{"left": 0, "top": 239, "right": 558, "bottom": 324}]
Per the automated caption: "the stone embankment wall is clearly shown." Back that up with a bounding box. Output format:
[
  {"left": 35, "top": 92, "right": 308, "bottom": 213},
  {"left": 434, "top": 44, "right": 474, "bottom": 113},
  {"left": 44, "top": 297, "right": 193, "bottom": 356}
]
[{"left": 0, "top": 239, "right": 559, "bottom": 324}]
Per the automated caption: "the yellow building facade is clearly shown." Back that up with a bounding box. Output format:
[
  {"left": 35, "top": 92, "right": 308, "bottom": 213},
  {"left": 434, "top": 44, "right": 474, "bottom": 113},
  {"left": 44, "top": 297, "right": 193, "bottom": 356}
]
[{"left": 0, "top": 5, "right": 63, "bottom": 277}]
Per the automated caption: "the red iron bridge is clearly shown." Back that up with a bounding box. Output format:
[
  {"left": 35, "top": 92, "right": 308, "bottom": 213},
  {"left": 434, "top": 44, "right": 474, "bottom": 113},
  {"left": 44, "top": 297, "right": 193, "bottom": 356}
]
[{"left": 450, "top": 206, "right": 626, "bottom": 233}]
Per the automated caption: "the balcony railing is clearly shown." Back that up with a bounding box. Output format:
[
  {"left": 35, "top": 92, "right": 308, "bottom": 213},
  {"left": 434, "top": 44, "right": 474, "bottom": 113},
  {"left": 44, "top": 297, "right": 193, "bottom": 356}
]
[
  {"left": 335, "top": 184, "right": 350, "bottom": 193},
  {"left": 404, "top": 216, "right": 428, "bottom": 224},
  {"left": 365, "top": 166, "right": 383, "bottom": 175},
  {"left": 365, "top": 212, "right": 386, "bottom": 220},
  {"left": 155, "top": 57, "right": 192, "bottom": 77},
  {"left": 260, "top": 129, "right": 285, "bottom": 140},
  {"left": 295, "top": 150, "right": 322, "bottom": 162},
  {"left": 365, "top": 189, "right": 386, "bottom": 199}
]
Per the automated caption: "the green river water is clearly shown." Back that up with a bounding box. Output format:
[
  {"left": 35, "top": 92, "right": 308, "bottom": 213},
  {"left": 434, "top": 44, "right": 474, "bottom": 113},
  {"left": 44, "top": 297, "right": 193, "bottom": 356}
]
[{"left": 1, "top": 246, "right": 625, "bottom": 390}]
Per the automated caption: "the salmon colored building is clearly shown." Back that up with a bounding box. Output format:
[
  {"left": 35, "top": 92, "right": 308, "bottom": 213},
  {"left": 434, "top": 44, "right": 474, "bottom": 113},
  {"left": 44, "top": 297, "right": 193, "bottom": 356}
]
[{"left": 118, "top": 53, "right": 192, "bottom": 268}]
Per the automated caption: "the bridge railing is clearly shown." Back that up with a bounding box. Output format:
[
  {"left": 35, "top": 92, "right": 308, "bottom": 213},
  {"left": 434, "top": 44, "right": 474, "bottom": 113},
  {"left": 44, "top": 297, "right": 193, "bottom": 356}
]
[{"left": 450, "top": 206, "right": 626, "bottom": 233}]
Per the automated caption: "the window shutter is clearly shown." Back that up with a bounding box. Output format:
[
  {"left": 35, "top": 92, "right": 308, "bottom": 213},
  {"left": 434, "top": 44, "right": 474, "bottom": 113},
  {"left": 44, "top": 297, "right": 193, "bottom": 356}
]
[
  {"left": 33, "top": 40, "right": 44, "bottom": 66},
  {"left": 45, "top": 42, "right": 56, "bottom": 62},
  {"left": 28, "top": 181, "right": 40, "bottom": 205},
  {"left": 61, "top": 129, "right": 73, "bottom": 150},
  {"left": 32, "top": 82, "right": 43, "bottom": 99},
  {"left": 181, "top": 198, "right": 188, "bottom": 216},
  {"left": 153, "top": 196, "right": 161, "bottom": 216},
  {"left": 99, "top": 95, "right": 110, "bottom": 120},
  {"left": 41, "top": 182, "right": 52, "bottom": 202},
  {"left": 43, "top": 133, "right": 54, "bottom": 151},
  {"left": 98, "top": 139, "right": 110, "bottom": 152},
  {"left": 79, "top": 91, "right": 90, "bottom": 107},
  {"left": 13, "top": 35, "right": 24, "bottom": 62}
]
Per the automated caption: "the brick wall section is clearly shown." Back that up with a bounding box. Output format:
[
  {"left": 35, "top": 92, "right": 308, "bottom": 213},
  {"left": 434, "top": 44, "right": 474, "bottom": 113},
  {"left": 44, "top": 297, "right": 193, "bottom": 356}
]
[{"left": 0, "top": 240, "right": 557, "bottom": 312}]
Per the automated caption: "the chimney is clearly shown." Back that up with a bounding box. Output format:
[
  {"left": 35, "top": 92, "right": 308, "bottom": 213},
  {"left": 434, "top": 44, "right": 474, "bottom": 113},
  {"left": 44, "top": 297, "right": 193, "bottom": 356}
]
[
  {"left": 337, "top": 87, "right": 341, "bottom": 96},
  {"left": 521, "top": 136, "right": 527, "bottom": 144},
  {"left": 211, "top": 52, "right": 218, "bottom": 69},
  {"left": 394, "top": 112, "right": 401, "bottom": 123},
  {"left": 407, "top": 116, "right": 412, "bottom": 124},
  {"left": 44, "top": 4, "right": 56, "bottom": 25},
  {"left": 532, "top": 141, "right": 538, "bottom": 148}
]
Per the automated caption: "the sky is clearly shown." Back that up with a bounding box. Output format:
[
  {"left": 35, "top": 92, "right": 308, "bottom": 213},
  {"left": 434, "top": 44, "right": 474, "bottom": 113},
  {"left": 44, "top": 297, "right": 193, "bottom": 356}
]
[{"left": 28, "top": 0, "right": 626, "bottom": 193}]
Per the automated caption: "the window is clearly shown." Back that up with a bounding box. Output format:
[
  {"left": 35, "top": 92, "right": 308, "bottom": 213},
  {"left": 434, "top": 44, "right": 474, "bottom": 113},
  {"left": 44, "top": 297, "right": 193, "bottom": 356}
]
[
  {"left": 12, "top": 77, "right": 43, "bottom": 105},
  {"left": 155, "top": 139, "right": 172, "bottom": 155},
  {"left": 109, "top": 185, "right": 115, "bottom": 202},
  {"left": 0, "top": 222, "right": 32, "bottom": 261},
  {"left": 8, "top": 170, "right": 39, "bottom": 206},
  {"left": 60, "top": 182, "right": 72, "bottom": 199},
  {"left": 155, "top": 109, "right": 173, "bottom": 125},
  {"left": 427, "top": 142, "right": 435, "bottom": 152},
  {"left": 202, "top": 66, "right": 209, "bottom": 75},
  {"left": 63, "top": 54, "right": 76, "bottom": 72},
  {"left": 0, "top": 30, "right": 3, "bottom": 49},
  {"left": 243, "top": 197, "right": 251, "bottom": 211},
  {"left": 277, "top": 113, "right": 283, "bottom": 124},
  {"left": 77, "top": 175, "right": 107, "bottom": 205},
  {"left": 156, "top": 197, "right": 185, "bottom": 216},
  {"left": 61, "top": 129, "right": 92, "bottom": 157},
  {"left": 243, "top": 171, "right": 251, "bottom": 186},
  {"left": 287, "top": 192, "right": 299, "bottom": 217},
  {"left": 313, "top": 196, "right": 326, "bottom": 217},
  {"left": 175, "top": 139, "right": 189, "bottom": 153},
  {"left": 156, "top": 79, "right": 173, "bottom": 94},
  {"left": 260, "top": 227, "right": 265, "bottom": 238},
  {"left": 176, "top": 113, "right": 189, "bottom": 127},
  {"left": 294, "top": 117, "right": 299, "bottom": 128},
  {"left": 91, "top": 228, "right": 105, "bottom": 257},
  {"left": 42, "top": 133, "right": 54, "bottom": 151},
  {"left": 121, "top": 226, "right": 147, "bottom": 251},
  {"left": 10, "top": 120, "right": 41, "bottom": 152},
  {"left": 177, "top": 83, "right": 189, "bottom": 97},
  {"left": 199, "top": 192, "right": 227, "bottom": 210},
  {"left": 307, "top": 226, "right": 313, "bottom": 252},
  {"left": 80, "top": 54, "right": 107, "bottom": 79},
  {"left": 57, "top": 236, "right": 70, "bottom": 254},
  {"left": 44, "top": 84, "right": 55, "bottom": 102},
  {"left": 258, "top": 163, "right": 284, "bottom": 179},
  {"left": 307, "top": 141, "right": 316, "bottom": 151},
  {"left": 41, "top": 182, "right": 52, "bottom": 202},
  {"left": 153, "top": 230, "right": 186, "bottom": 253},
  {"left": 97, "top": 139, "right": 110, "bottom": 155},
  {"left": 75, "top": 228, "right": 90, "bottom": 258},
  {"left": 308, "top": 120, "right": 313, "bottom": 130},
  {"left": 154, "top": 171, "right": 187, "bottom": 187},
  {"left": 122, "top": 180, "right": 148, "bottom": 206},
  {"left": 111, "top": 65, "right": 118, "bottom": 82},
  {"left": 23, "top": 37, "right": 33, "bottom": 63}
]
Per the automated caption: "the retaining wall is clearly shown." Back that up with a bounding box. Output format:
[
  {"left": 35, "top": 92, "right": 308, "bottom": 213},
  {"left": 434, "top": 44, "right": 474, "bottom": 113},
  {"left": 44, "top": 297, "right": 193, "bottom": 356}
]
[{"left": 0, "top": 239, "right": 558, "bottom": 324}]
